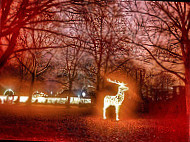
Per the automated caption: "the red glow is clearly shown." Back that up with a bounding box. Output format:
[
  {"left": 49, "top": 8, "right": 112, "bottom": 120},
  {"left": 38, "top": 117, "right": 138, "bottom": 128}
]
[{"left": 0, "top": 105, "right": 188, "bottom": 141}]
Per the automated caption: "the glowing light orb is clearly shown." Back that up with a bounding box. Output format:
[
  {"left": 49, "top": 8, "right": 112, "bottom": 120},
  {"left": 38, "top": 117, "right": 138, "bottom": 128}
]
[
  {"left": 82, "top": 92, "right": 86, "bottom": 97},
  {"left": 103, "top": 79, "right": 129, "bottom": 121}
]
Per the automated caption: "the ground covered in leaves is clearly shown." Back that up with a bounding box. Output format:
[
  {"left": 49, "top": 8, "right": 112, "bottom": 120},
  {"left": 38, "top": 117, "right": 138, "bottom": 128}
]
[{"left": 0, "top": 104, "right": 189, "bottom": 142}]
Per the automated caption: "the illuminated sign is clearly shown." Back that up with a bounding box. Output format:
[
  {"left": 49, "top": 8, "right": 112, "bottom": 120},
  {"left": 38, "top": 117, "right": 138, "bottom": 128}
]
[{"left": 0, "top": 92, "right": 92, "bottom": 105}]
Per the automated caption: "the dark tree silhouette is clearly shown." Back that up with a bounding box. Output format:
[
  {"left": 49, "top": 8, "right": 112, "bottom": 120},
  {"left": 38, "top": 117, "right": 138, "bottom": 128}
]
[
  {"left": 71, "top": 2, "right": 129, "bottom": 91},
  {"left": 121, "top": 1, "right": 190, "bottom": 115},
  {"left": 55, "top": 37, "right": 85, "bottom": 104},
  {"left": 15, "top": 27, "right": 55, "bottom": 103},
  {"left": 0, "top": 0, "right": 75, "bottom": 68}
]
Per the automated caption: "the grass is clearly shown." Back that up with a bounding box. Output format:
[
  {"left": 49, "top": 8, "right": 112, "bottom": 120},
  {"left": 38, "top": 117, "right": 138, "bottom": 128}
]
[{"left": 0, "top": 104, "right": 188, "bottom": 142}]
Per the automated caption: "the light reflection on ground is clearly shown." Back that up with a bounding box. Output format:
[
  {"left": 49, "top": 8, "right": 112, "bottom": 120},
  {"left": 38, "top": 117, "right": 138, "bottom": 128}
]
[{"left": 0, "top": 104, "right": 188, "bottom": 142}]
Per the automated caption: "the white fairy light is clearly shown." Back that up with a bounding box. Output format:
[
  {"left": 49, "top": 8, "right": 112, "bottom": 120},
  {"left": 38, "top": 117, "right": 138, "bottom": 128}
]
[
  {"left": 82, "top": 92, "right": 86, "bottom": 97},
  {"left": 4, "top": 89, "right": 14, "bottom": 96},
  {"left": 103, "top": 78, "right": 129, "bottom": 121}
]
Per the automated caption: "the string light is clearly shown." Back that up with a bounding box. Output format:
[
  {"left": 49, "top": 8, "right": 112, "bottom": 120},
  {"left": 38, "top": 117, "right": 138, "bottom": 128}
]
[
  {"left": 103, "top": 79, "right": 129, "bottom": 121},
  {"left": 4, "top": 89, "right": 14, "bottom": 96}
]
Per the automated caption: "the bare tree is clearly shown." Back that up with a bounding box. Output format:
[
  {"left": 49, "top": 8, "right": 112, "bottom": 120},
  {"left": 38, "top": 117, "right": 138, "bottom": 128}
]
[
  {"left": 15, "top": 27, "right": 55, "bottom": 103},
  {"left": 55, "top": 37, "right": 85, "bottom": 103},
  {"left": 70, "top": 2, "right": 129, "bottom": 91},
  {"left": 0, "top": 0, "right": 77, "bottom": 68},
  {"left": 121, "top": 1, "right": 190, "bottom": 115}
]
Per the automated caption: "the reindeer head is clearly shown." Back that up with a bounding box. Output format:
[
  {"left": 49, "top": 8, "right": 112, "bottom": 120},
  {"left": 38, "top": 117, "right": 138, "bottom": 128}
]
[{"left": 107, "top": 78, "right": 129, "bottom": 92}]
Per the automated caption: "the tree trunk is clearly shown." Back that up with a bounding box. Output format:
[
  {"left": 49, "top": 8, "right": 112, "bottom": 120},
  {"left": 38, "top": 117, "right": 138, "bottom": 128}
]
[
  {"left": 185, "top": 69, "right": 190, "bottom": 140},
  {"left": 95, "top": 72, "right": 101, "bottom": 105},
  {"left": 27, "top": 74, "right": 35, "bottom": 104},
  {"left": 185, "top": 65, "right": 190, "bottom": 115},
  {"left": 185, "top": 82, "right": 190, "bottom": 114},
  {"left": 67, "top": 80, "right": 73, "bottom": 106},
  {"left": 16, "top": 78, "right": 23, "bottom": 104},
  {"left": 0, "top": 31, "right": 19, "bottom": 69},
  {"left": 96, "top": 73, "right": 100, "bottom": 91},
  {"left": 184, "top": 40, "right": 190, "bottom": 116}
]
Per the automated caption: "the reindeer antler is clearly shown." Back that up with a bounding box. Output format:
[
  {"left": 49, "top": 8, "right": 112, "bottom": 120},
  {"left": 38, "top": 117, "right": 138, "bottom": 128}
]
[{"left": 107, "top": 78, "right": 127, "bottom": 86}]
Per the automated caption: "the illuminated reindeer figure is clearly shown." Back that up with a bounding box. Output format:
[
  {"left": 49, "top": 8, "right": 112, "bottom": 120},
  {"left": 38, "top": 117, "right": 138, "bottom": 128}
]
[{"left": 103, "top": 79, "right": 129, "bottom": 121}]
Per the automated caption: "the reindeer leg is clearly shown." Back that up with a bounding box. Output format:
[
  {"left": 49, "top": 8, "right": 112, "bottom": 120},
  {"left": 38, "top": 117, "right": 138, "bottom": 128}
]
[
  {"left": 115, "top": 105, "right": 120, "bottom": 121},
  {"left": 103, "top": 105, "right": 107, "bottom": 119}
]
